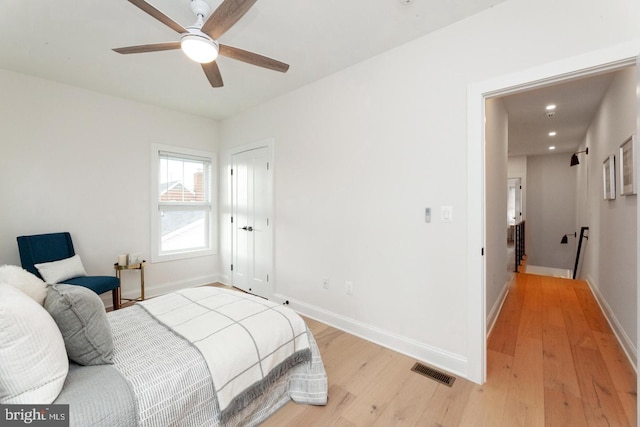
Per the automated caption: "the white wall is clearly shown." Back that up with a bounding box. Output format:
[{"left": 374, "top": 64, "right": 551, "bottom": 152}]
[
  {"left": 0, "top": 70, "right": 221, "bottom": 304},
  {"left": 0, "top": 0, "right": 635, "bottom": 384},
  {"left": 220, "top": 0, "right": 640, "bottom": 378},
  {"left": 485, "top": 98, "right": 509, "bottom": 328},
  {"left": 526, "top": 153, "right": 577, "bottom": 269},
  {"left": 579, "top": 67, "right": 637, "bottom": 357}
]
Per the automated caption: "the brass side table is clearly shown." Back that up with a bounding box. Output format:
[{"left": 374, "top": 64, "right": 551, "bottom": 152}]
[{"left": 114, "top": 261, "right": 146, "bottom": 305}]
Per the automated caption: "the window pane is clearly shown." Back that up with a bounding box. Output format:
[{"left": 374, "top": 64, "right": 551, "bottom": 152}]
[
  {"left": 160, "top": 210, "right": 207, "bottom": 252},
  {"left": 152, "top": 145, "right": 215, "bottom": 262},
  {"left": 159, "top": 157, "right": 207, "bottom": 202}
]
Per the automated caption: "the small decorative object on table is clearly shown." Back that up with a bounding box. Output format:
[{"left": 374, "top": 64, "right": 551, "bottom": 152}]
[
  {"left": 117, "top": 254, "right": 128, "bottom": 266},
  {"left": 113, "top": 260, "right": 146, "bottom": 305}
]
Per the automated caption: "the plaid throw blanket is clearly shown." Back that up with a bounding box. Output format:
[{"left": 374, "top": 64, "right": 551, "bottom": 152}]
[{"left": 138, "top": 287, "right": 311, "bottom": 421}]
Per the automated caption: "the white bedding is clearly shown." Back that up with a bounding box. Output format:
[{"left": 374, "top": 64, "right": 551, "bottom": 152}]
[
  {"left": 138, "top": 287, "right": 312, "bottom": 420},
  {"left": 108, "top": 298, "right": 327, "bottom": 426}
]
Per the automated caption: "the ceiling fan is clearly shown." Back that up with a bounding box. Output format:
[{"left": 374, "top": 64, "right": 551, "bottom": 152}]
[{"left": 113, "top": 0, "right": 289, "bottom": 88}]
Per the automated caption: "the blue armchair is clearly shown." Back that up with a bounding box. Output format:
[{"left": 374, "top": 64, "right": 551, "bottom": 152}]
[{"left": 17, "top": 232, "right": 121, "bottom": 309}]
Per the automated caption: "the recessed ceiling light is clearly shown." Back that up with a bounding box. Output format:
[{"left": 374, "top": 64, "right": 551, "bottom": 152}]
[
  {"left": 546, "top": 104, "right": 556, "bottom": 111},
  {"left": 549, "top": 146, "right": 556, "bottom": 150},
  {"left": 548, "top": 131, "right": 557, "bottom": 137}
]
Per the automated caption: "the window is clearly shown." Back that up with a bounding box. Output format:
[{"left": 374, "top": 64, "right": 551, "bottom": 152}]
[{"left": 151, "top": 144, "right": 216, "bottom": 262}]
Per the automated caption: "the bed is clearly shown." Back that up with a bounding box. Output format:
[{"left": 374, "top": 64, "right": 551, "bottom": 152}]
[{"left": 0, "top": 273, "right": 327, "bottom": 427}]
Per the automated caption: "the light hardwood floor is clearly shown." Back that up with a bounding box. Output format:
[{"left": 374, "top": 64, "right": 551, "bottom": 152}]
[{"left": 263, "top": 273, "right": 637, "bottom": 426}]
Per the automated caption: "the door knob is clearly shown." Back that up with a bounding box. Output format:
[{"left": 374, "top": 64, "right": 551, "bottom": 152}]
[{"left": 241, "top": 226, "right": 254, "bottom": 231}]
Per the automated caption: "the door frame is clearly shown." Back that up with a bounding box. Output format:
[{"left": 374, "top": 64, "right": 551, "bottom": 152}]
[
  {"left": 466, "top": 41, "right": 639, "bottom": 384},
  {"left": 227, "top": 138, "right": 276, "bottom": 298}
]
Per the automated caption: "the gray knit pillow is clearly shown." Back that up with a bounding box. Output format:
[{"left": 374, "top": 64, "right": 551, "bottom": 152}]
[{"left": 44, "top": 284, "right": 114, "bottom": 365}]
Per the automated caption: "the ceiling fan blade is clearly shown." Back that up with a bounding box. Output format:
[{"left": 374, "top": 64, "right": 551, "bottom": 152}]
[
  {"left": 219, "top": 44, "right": 289, "bottom": 73},
  {"left": 127, "top": 0, "right": 187, "bottom": 33},
  {"left": 113, "top": 42, "right": 181, "bottom": 54},
  {"left": 202, "top": 62, "right": 224, "bottom": 88},
  {"left": 201, "top": 0, "right": 257, "bottom": 40}
]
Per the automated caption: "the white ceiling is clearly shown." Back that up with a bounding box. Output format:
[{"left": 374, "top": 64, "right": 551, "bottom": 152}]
[
  {"left": 2, "top": 0, "right": 625, "bottom": 156},
  {"left": 502, "top": 71, "right": 620, "bottom": 157},
  {"left": 0, "top": 0, "right": 507, "bottom": 120}
]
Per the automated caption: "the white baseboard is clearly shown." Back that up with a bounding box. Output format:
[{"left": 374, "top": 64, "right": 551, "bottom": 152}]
[
  {"left": 584, "top": 275, "right": 637, "bottom": 372},
  {"left": 487, "top": 278, "right": 511, "bottom": 336},
  {"left": 102, "top": 273, "right": 220, "bottom": 309},
  {"left": 274, "top": 293, "right": 468, "bottom": 379},
  {"left": 217, "top": 275, "right": 231, "bottom": 286}
]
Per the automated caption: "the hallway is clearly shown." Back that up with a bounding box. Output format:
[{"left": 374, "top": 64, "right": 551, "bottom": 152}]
[
  {"left": 263, "top": 271, "right": 636, "bottom": 426},
  {"left": 488, "top": 272, "right": 636, "bottom": 425}
]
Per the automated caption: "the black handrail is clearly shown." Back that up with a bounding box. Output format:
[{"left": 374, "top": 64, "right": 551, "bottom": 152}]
[
  {"left": 572, "top": 226, "right": 589, "bottom": 279},
  {"left": 514, "top": 221, "right": 526, "bottom": 272}
]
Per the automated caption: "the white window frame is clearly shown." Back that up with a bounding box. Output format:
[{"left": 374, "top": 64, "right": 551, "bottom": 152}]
[{"left": 151, "top": 144, "right": 216, "bottom": 262}]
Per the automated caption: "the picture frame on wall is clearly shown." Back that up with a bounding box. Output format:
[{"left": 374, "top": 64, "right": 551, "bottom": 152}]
[
  {"left": 619, "top": 134, "right": 637, "bottom": 196},
  {"left": 602, "top": 155, "right": 615, "bottom": 200}
]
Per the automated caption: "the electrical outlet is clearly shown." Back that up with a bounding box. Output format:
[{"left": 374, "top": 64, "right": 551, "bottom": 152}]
[
  {"left": 345, "top": 281, "right": 354, "bottom": 295},
  {"left": 322, "top": 278, "right": 330, "bottom": 289}
]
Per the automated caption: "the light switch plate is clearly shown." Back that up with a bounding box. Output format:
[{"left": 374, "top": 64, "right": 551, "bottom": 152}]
[
  {"left": 441, "top": 206, "right": 453, "bottom": 222},
  {"left": 425, "top": 207, "right": 431, "bottom": 223}
]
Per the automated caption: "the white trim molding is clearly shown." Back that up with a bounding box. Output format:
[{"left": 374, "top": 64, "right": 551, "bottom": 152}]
[
  {"left": 487, "top": 278, "right": 511, "bottom": 336},
  {"left": 101, "top": 273, "right": 220, "bottom": 309},
  {"left": 276, "top": 293, "right": 468, "bottom": 378},
  {"left": 467, "top": 39, "right": 640, "bottom": 385},
  {"left": 585, "top": 276, "right": 638, "bottom": 372}
]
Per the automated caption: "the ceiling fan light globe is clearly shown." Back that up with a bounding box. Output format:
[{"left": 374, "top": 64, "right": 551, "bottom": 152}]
[{"left": 181, "top": 34, "right": 218, "bottom": 63}]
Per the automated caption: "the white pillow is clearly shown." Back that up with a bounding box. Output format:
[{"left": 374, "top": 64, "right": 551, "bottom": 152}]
[
  {"left": 0, "top": 283, "right": 69, "bottom": 404},
  {"left": 35, "top": 254, "right": 87, "bottom": 284},
  {"left": 0, "top": 265, "right": 48, "bottom": 305}
]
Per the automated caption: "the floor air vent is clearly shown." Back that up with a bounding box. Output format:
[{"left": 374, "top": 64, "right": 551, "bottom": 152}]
[{"left": 410, "top": 362, "right": 455, "bottom": 387}]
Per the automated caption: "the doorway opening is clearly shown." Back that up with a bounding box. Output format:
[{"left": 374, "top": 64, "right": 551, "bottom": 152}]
[
  {"left": 507, "top": 177, "right": 522, "bottom": 274},
  {"left": 466, "top": 44, "right": 638, "bottom": 384}
]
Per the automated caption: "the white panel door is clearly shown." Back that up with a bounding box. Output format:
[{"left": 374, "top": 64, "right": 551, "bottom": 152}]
[
  {"left": 231, "top": 146, "right": 273, "bottom": 298},
  {"left": 507, "top": 177, "right": 522, "bottom": 225}
]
